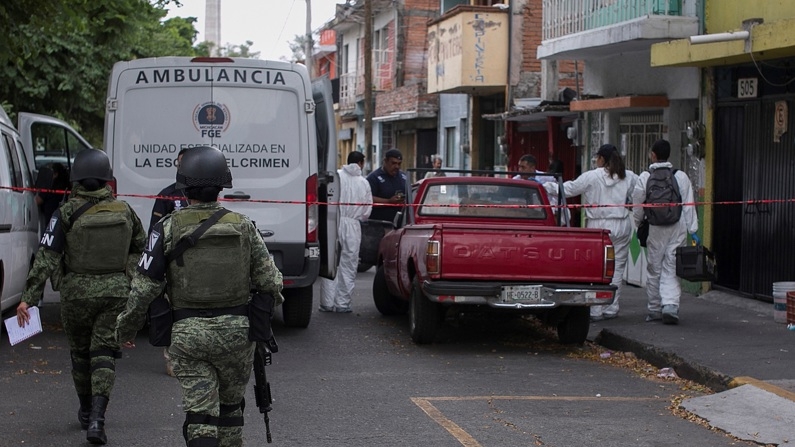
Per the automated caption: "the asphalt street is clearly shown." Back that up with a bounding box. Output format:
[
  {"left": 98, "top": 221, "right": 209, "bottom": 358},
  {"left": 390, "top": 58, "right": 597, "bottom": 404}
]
[{"left": 1, "top": 276, "right": 792, "bottom": 446}]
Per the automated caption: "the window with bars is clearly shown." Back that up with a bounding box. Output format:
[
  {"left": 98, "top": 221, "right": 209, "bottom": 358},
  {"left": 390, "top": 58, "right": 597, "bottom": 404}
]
[
  {"left": 381, "top": 123, "right": 394, "bottom": 153},
  {"left": 619, "top": 113, "right": 664, "bottom": 175}
]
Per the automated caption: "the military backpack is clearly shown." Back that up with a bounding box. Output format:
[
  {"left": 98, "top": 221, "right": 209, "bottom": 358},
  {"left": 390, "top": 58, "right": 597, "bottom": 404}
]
[{"left": 65, "top": 201, "right": 133, "bottom": 274}]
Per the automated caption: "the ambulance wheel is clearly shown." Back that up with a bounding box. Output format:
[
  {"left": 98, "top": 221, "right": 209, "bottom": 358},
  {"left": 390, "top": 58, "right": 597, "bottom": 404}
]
[
  {"left": 282, "top": 286, "right": 313, "bottom": 328},
  {"left": 409, "top": 278, "right": 439, "bottom": 344},
  {"left": 357, "top": 262, "right": 373, "bottom": 273},
  {"left": 557, "top": 307, "right": 589, "bottom": 345},
  {"left": 372, "top": 265, "right": 408, "bottom": 316}
]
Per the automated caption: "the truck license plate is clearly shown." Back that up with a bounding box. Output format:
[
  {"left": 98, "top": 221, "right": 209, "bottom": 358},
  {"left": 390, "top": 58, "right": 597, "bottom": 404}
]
[{"left": 502, "top": 285, "right": 542, "bottom": 302}]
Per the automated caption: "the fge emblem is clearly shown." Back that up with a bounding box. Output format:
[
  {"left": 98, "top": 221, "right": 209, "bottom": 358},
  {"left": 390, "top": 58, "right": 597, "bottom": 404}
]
[{"left": 193, "top": 102, "right": 230, "bottom": 138}]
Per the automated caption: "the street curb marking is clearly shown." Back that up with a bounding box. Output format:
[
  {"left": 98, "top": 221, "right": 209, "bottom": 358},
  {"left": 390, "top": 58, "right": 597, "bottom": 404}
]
[
  {"left": 411, "top": 395, "right": 660, "bottom": 447},
  {"left": 411, "top": 397, "right": 482, "bottom": 447},
  {"left": 729, "top": 376, "right": 795, "bottom": 403}
]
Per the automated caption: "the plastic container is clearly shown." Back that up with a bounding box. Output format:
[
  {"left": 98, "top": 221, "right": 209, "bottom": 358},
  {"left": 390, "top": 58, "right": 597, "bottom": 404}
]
[
  {"left": 772, "top": 282, "right": 795, "bottom": 324},
  {"left": 675, "top": 245, "right": 717, "bottom": 281}
]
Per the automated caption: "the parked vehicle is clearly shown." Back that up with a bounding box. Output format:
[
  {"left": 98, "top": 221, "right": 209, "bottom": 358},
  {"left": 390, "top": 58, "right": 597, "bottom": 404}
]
[
  {"left": 358, "top": 219, "right": 393, "bottom": 272},
  {"left": 0, "top": 106, "right": 92, "bottom": 314},
  {"left": 103, "top": 57, "right": 339, "bottom": 328},
  {"left": 372, "top": 174, "right": 617, "bottom": 344}
]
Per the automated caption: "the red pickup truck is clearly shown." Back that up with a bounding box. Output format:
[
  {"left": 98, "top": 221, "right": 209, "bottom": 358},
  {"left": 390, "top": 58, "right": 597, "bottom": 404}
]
[{"left": 372, "top": 175, "right": 616, "bottom": 345}]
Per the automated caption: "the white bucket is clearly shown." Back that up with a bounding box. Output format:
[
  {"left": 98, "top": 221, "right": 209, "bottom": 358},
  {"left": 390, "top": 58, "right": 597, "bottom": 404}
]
[{"left": 772, "top": 282, "right": 795, "bottom": 324}]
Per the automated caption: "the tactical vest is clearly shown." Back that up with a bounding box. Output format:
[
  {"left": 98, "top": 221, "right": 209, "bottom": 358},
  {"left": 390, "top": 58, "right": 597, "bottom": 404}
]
[
  {"left": 65, "top": 201, "right": 133, "bottom": 274},
  {"left": 167, "top": 209, "right": 251, "bottom": 309}
]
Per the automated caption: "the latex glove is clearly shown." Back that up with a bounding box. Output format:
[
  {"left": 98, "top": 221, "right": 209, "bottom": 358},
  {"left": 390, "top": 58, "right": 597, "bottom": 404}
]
[{"left": 691, "top": 233, "right": 701, "bottom": 246}]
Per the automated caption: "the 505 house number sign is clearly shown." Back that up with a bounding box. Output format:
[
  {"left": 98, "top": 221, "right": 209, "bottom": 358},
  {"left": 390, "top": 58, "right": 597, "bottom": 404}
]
[{"left": 738, "top": 78, "right": 758, "bottom": 98}]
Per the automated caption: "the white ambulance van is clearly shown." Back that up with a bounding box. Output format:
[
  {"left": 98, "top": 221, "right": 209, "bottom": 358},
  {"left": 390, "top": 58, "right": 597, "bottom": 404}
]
[
  {"left": 104, "top": 57, "right": 339, "bottom": 328},
  {"left": 1, "top": 106, "right": 92, "bottom": 314}
]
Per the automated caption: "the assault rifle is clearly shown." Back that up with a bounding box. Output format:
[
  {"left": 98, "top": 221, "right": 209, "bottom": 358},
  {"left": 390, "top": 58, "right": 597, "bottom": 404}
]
[{"left": 253, "top": 337, "right": 278, "bottom": 443}]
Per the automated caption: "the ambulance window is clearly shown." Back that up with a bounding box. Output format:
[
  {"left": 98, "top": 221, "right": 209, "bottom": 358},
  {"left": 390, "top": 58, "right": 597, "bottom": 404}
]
[{"left": 2, "top": 133, "right": 23, "bottom": 191}]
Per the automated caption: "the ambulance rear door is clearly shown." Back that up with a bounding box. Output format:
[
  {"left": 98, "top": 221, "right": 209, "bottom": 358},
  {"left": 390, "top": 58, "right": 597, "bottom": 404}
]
[
  {"left": 106, "top": 57, "right": 314, "bottom": 280},
  {"left": 312, "top": 76, "right": 339, "bottom": 280}
]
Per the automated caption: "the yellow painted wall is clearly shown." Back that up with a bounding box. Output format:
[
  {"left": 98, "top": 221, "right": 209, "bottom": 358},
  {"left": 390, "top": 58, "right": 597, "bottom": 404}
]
[
  {"left": 427, "top": 9, "right": 508, "bottom": 94},
  {"left": 707, "top": 0, "right": 795, "bottom": 32}
]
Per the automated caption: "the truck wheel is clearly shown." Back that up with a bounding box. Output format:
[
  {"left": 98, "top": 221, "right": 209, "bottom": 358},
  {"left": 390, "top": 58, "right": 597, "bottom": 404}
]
[
  {"left": 557, "top": 307, "right": 589, "bottom": 345},
  {"left": 372, "top": 265, "right": 408, "bottom": 315},
  {"left": 409, "top": 278, "right": 439, "bottom": 344},
  {"left": 281, "top": 286, "right": 313, "bottom": 328},
  {"left": 358, "top": 262, "right": 373, "bottom": 273}
]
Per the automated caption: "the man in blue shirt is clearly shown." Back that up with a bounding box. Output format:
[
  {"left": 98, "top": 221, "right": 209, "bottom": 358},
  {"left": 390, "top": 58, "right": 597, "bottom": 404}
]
[{"left": 366, "top": 148, "right": 408, "bottom": 223}]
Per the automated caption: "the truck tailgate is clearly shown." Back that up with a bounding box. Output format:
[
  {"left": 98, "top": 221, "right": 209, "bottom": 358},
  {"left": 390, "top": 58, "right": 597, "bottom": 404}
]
[{"left": 437, "top": 224, "right": 611, "bottom": 283}]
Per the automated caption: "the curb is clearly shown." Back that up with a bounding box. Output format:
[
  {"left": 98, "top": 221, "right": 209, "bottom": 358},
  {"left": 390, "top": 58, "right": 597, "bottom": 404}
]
[
  {"left": 729, "top": 376, "right": 795, "bottom": 403},
  {"left": 594, "top": 329, "right": 795, "bottom": 402},
  {"left": 593, "top": 328, "right": 733, "bottom": 392}
]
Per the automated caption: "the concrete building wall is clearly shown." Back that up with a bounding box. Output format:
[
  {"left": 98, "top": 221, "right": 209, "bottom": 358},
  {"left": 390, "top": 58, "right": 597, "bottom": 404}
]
[
  {"left": 583, "top": 50, "right": 700, "bottom": 100},
  {"left": 439, "top": 93, "right": 469, "bottom": 169}
]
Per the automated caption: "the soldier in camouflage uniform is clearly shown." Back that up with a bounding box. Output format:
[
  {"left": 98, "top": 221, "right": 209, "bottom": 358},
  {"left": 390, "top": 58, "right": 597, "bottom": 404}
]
[
  {"left": 16, "top": 149, "right": 146, "bottom": 445},
  {"left": 116, "top": 146, "right": 283, "bottom": 447}
]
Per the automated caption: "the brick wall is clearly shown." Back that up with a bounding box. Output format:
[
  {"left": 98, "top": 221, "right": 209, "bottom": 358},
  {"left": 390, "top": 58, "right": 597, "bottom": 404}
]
[
  {"left": 376, "top": 0, "right": 440, "bottom": 116},
  {"left": 516, "top": 0, "right": 584, "bottom": 98}
]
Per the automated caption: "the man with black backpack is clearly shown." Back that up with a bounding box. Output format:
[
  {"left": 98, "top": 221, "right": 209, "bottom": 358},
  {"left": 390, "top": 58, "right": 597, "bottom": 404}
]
[{"left": 632, "top": 139, "right": 699, "bottom": 325}]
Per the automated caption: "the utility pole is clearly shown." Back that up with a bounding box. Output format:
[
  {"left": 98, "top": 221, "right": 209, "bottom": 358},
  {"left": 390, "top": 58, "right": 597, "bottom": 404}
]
[
  {"left": 305, "top": 0, "right": 313, "bottom": 77},
  {"left": 364, "top": 0, "right": 373, "bottom": 164}
]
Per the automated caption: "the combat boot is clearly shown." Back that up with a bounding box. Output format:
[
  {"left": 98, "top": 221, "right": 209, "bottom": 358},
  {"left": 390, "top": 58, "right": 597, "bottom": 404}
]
[
  {"left": 77, "top": 394, "right": 92, "bottom": 430},
  {"left": 86, "top": 395, "right": 109, "bottom": 445}
]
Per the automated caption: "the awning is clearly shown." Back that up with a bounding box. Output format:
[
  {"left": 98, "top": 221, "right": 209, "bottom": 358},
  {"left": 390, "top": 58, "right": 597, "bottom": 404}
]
[
  {"left": 483, "top": 102, "right": 575, "bottom": 122},
  {"left": 569, "top": 95, "right": 669, "bottom": 113},
  {"left": 651, "top": 18, "right": 795, "bottom": 68},
  {"left": 372, "top": 111, "right": 437, "bottom": 122}
]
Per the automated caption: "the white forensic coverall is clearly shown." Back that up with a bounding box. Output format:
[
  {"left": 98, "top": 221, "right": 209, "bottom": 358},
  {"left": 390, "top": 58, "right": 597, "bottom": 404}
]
[
  {"left": 515, "top": 173, "right": 570, "bottom": 225},
  {"left": 320, "top": 162, "right": 372, "bottom": 311},
  {"left": 632, "top": 162, "right": 698, "bottom": 315},
  {"left": 544, "top": 167, "right": 638, "bottom": 318}
]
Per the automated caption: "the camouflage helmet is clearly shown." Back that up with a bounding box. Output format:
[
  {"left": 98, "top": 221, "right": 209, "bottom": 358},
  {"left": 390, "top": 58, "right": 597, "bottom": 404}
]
[
  {"left": 175, "top": 146, "right": 232, "bottom": 189},
  {"left": 70, "top": 149, "right": 113, "bottom": 182}
]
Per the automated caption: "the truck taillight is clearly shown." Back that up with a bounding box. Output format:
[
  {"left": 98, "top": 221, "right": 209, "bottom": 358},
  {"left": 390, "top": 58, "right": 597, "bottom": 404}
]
[
  {"left": 306, "top": 174, "right": 318, "bottom": 243},
  {"left": 426, "top": 240, "right": 440, "bottom": 274},
  {"left": 604, "top": 245, "right": 615, "bottom": 279}
]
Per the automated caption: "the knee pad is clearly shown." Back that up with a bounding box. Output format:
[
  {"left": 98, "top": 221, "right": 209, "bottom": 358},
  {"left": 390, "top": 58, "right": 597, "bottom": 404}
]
[{"left": 183, "top": 412, "right": 220, "bottom": 444}]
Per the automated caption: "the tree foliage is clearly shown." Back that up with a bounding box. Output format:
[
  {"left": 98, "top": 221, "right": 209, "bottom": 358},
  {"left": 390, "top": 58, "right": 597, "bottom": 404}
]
[
  {"left": 284, "top": 34, "right": 313, "bottom": 63},
  {"left": 0, "top": 0, "right": 198, "bottom": 144}
]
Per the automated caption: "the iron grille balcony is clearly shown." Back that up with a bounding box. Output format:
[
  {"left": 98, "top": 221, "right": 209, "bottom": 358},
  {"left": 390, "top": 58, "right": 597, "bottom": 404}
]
[{"left": 542, "top": 0, "right": 682, "bottom": 41}]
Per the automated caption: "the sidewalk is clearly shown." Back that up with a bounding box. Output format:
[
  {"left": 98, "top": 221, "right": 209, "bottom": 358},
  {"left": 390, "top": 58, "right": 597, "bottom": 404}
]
[{"left": 589, "top": 284, "right": 795, "bottom": 444}]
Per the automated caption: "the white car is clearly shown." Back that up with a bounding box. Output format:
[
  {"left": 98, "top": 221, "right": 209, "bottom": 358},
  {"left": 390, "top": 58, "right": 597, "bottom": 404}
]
[{"left": 0, "top": 105, "right": 92, "bottom": 314}]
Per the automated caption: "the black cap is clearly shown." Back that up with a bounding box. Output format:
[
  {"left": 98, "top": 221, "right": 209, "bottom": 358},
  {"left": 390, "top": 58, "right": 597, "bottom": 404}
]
[
  {"left": 596, "top": 144, "right": 618, "bottom": 160},
  {"left": 384, "top": 148, "right": 402, "bottom": 160}
]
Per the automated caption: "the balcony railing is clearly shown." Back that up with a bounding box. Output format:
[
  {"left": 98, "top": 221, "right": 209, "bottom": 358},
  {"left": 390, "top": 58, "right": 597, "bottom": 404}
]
[
  {"left": 339, "top": 72, "right": 358, "bottom": 110},
  {"left": 542, "top": 0, "right": 682, "bottom": 40}
]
